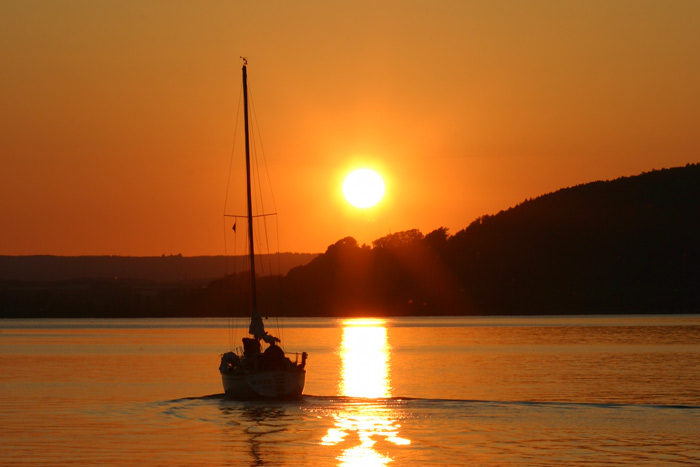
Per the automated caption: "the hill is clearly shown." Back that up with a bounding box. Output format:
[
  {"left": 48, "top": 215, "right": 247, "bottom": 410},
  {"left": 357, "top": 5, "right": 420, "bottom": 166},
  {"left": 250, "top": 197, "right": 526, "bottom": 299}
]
[
  {"left": 278, "top": 163, "right": 699, "bottom": 316},
  {"left": 0, "top": 254, "right": 317, "bottom": 318},
  {"left": 2, "top": 164, "right": 697, "bottom": 317},
  {"left": 0, "top": 253, "right": 317, "bottom": 282}
]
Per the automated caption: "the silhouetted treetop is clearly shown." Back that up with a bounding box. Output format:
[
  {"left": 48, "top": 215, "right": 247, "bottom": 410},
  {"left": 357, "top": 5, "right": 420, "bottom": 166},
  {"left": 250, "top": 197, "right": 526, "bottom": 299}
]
[{"left": 372, "top": 229, "right": 424, "bottom": 249}]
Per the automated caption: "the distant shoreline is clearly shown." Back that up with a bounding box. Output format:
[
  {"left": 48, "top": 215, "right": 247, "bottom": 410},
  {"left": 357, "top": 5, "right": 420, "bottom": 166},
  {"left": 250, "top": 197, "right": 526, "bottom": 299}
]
[
  {"left": 2, "top": 312, "right": 699, "bottom": 322},
  {"left": 0, "top": 253, "right": 318, "bottom": 282}
]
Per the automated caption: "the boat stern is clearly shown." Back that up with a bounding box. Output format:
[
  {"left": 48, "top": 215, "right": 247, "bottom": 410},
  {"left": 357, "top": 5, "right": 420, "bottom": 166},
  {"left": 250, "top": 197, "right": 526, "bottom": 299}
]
[{"left": 222, "top": 370, "right": 305, "bottom": 400}]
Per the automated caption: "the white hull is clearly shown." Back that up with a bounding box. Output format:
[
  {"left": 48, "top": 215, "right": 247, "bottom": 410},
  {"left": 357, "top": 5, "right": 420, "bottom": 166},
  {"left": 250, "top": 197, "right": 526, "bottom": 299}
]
[{"left": 222, "top": 370, "right": 305, "bottom": 400}]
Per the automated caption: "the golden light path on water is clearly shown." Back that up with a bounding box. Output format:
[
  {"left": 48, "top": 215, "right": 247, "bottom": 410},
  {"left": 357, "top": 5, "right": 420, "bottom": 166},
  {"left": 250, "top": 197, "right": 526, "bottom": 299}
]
[
  {"left": 321, "top": 318, "right": 410, "bottom": 466},
  {"left": 340, "top": 319, "right": 391, "bottom": 399}
]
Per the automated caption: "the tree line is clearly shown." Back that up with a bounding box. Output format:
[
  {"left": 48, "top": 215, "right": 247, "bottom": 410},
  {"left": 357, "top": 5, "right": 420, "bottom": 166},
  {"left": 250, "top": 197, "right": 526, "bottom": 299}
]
[
  {"left": 2, "top": 164, "right": 698, "bottom": 318},
  {"left": 265, "top": 163, "right": 699, "bottom": 316}
]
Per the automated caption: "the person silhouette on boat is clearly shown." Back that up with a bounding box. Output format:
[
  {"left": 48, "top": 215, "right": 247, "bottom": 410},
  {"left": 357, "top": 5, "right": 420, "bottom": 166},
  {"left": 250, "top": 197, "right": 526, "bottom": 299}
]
[
  {"left": 262, "top": 341, "right": 286, "bottom": 370},
  {"left": 249, "top": 311, "right": 279, "bottom": 344}
]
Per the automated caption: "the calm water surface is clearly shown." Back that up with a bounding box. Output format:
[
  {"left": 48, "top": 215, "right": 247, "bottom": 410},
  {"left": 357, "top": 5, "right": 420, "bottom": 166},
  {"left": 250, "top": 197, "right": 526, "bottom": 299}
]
[{"left": 1, "top": 315, "right": 699, "bottom": 466}]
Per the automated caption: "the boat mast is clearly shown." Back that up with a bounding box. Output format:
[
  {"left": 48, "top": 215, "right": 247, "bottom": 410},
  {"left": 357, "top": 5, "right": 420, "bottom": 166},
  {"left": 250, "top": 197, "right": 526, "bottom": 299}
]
[{"left": 242, "top": 60, "right": 258, "bottom": 316}]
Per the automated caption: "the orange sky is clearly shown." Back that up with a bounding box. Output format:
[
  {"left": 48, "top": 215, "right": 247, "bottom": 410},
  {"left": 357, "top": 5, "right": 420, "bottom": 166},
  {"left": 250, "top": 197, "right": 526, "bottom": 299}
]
[{"left": 2, "top": 1, "right": 699, "bottom": 256}]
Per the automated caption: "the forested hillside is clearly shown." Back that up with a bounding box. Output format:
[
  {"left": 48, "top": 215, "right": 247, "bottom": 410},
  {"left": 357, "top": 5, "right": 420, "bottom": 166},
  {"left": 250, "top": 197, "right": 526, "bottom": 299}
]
[
  {"left": 2, "top": 164, "right": 697, "bottom": 317},
  {"left": 279, "top": 164, "right": 699, "bottom": 315},
  {"left": 0, "top": 253, "right": 317, "bottom": 282}
]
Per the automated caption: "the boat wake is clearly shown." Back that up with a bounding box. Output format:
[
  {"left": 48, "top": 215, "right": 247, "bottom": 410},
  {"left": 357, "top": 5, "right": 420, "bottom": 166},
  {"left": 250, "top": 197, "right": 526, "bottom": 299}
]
[
  {"left": 305, "top": 395, "right": 700, "bottom": 410},
  {"left": 167, "top": 393, "right": 700, "bottom": 411}
]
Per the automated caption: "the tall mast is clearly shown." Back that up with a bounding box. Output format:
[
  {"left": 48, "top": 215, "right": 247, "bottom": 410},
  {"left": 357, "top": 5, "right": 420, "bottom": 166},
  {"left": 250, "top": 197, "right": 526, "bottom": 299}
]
[{"left": 242, "top": 61, "right": 258, "bottom": 315}]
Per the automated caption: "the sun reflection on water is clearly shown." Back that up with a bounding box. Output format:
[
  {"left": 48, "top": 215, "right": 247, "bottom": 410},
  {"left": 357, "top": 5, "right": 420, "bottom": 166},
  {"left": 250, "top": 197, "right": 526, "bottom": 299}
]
[
  {"left": 321, "top": 318, "right": 410, "bottom": 466},
  {"left": 340, "top": 319, "right": 391, "bottom": 398}
]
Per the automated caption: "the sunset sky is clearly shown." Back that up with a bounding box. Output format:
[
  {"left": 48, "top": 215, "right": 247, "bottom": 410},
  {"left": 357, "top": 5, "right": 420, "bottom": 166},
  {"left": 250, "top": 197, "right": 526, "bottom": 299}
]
[{"left": 2, "top": 0, "right": 699, "bottom": 256}]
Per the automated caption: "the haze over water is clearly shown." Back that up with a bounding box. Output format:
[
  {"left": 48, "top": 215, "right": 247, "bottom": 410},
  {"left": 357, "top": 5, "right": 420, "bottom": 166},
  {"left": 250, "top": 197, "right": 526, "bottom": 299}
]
[{"left": 2, "top": 315, "right": 699, "bottom": 465}]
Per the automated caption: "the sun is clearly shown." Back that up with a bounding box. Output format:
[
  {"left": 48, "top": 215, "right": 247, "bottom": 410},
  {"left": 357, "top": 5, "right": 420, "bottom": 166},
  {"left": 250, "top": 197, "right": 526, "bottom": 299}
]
[{"left": 342, "top": 169, "right": 385, "bottom": 208}]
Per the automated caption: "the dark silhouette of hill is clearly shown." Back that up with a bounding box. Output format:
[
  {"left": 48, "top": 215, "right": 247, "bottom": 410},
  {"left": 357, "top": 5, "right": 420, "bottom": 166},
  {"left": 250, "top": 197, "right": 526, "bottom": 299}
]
[
  {"left": 0, "top": 253, "right": 317, "bottom": 282},
  {"left": 2, "top": 164, "right": 697, "bottom": 318},
  {"left": 443, "top": 164, "right": 699, "bottom": 314},
  {"left": 0, "top": 254, "right": 316, "bottom": 318},
  {"left": 280, "top": 163, "right": 699, "bottom": 316}
]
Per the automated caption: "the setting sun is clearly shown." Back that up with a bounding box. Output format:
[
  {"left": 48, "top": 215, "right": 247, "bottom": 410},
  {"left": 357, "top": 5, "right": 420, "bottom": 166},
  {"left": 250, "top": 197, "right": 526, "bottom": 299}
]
[{"left": 343, "top": 169, "right": 385, "bottom": 209}]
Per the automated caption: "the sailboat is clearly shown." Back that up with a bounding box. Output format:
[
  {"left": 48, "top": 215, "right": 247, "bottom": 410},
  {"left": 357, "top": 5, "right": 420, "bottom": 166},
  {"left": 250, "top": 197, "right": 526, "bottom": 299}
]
[{"left": 219, "top": 60, "right": 307, "bottom": 400}]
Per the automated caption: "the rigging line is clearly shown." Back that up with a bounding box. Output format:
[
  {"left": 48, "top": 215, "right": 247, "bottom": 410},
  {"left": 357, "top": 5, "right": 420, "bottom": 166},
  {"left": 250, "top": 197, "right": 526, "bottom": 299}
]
[
  {"left": 258, "top": 219, "right": 276, "bottom": 278},
  {"left": 272, "top": 212, "right": 283, "bottom": 316},
  {"left": 224, "top": 68, "right": 244, "bottom": 348},
  {"left": 248, "top": 85, "right": 277, "bottom": 280},
  {"left": 223, "top": 216, "right": 229, "bottom": 277},
  {"left": 248, "top": 85, "right": 279, "bottom": 214},
  {"left": 229, "top": 217, "right": 241, "bottom": 350},
  {"left": 246, "top": 84, "right": 264, "bottom": 218},
  {"left": 224, "top": 80, "right": 243, "bottom": 216},
  {"left": 249, "top": 83, "right": 284, "bottom": 317},
  {"left": 268, "top": 217, "right": 284, "bottom": 318},
  {"left": 247, "top": 87, "right": 272, "bottom": 220},
  {"left": 244, "top": 219, "right": 258, "bottom": 321},
  {"left": 223, "top": 82, "right": 244, "bottom": 276},
  {"left": 246, "top": 82, "right": 281, "bottom": 321}
]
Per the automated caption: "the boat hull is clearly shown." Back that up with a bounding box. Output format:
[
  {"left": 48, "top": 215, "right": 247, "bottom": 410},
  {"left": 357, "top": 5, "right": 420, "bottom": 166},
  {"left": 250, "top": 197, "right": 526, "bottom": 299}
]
[{"left": 221, "top": 370, "right": 306, "bottom": 400}]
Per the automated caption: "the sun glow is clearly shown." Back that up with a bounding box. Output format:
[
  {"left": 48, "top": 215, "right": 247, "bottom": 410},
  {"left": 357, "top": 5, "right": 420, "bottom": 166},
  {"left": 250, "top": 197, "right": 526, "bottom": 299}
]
[{"left": 342, "top": 169, "right": 385, "bottom": 209}]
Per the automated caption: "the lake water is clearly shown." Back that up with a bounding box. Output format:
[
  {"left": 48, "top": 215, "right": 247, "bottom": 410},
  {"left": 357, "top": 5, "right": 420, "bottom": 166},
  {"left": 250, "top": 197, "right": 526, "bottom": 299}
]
[{"left": 1, "top": 315, "right": 699, "bottom": 466}]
